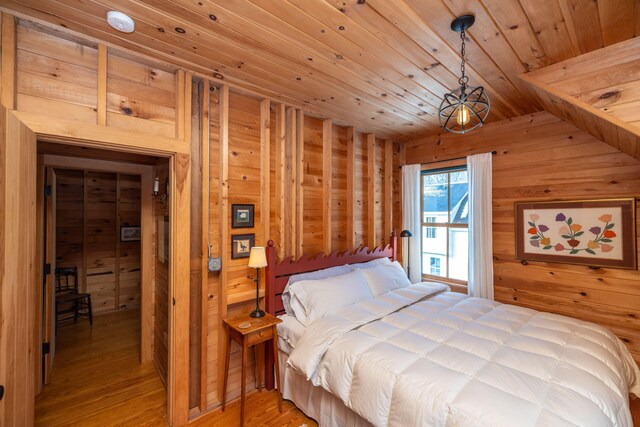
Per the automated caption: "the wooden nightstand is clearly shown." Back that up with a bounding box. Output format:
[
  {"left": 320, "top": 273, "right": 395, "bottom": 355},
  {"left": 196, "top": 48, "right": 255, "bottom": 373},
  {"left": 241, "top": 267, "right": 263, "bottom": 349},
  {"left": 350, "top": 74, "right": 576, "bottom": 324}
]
[{"left": 222, "top": 312, "right": 283, "bottom": 426}]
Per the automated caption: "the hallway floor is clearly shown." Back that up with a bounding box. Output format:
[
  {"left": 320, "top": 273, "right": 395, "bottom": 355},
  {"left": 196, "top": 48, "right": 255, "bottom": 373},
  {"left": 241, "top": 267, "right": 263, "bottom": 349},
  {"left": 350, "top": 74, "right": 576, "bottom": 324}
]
[{"left": 35, "top": 309, "right": 167, "bottom": 426}]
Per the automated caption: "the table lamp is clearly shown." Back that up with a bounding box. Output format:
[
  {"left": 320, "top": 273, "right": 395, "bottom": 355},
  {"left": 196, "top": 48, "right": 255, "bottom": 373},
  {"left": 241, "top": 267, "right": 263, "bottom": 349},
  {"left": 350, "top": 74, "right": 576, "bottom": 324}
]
[{"left": 248, "top": 246, "right": 267, "bottom": 318}]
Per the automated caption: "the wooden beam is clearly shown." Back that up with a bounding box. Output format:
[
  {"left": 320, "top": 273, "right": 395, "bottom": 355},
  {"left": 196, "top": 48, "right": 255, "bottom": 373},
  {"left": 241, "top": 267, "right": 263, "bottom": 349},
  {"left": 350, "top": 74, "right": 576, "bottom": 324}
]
[
  {"left": 0, "top": 13, "right": 16, "bottom": 109},
  {"left": 296, "top": 109, "right": 304, "bottom": 257},
  {"left": 260, "top": 99, "right": 270, "bottom": 246},
  {"left": 346, "top": 126, "right": 355, "bottom": 248},
  {"left": 97, "top": 44, "right": 107, "bottom": 126},
  {"left": 384, "top": 139, "right": 393, "bottom": 239},
  {"left": 13, "top": 111, "right": 189, "bottom": 155},
  {"left": 286, "top": 107, "right": 297, "bottom": 258},
  {"left": 183, "top": 72, "right": 192, "bottom": 146},
  {"left": 216, "top": 84, "right": 229, "bottom": 404},
  {"left": 521, "top": 72, "right": 640, "bottom": 160},
  {"left": 367, "top": 134, "right": 376, "bottom": 247},
  {"left": 169, "top": 152, "right": 191, "bottom": 427},
  {"left": 322, "top": 119, "right": 332, "bottom": 254},
  {"left": 199, "top": 79, "right": 210, "bottom": 411},
  {"left": 274, "top": 103, "right": 286, "bottom": 258},
  {"left": 176, "top": 70, "right": 186, "bottom": 140},
  {"left": 188, "top": 78, "right": 203, "bottom": 411},
  {"left": 170, "top": 69, "right": 192, "bottom": 425}
]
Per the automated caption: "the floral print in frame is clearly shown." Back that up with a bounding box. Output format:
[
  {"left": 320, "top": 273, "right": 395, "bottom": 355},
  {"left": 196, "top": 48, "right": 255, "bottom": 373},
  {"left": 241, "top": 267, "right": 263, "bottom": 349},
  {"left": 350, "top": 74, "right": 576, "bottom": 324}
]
[{"left": 515, "top": 199, "right": 636, "bottom": 269}]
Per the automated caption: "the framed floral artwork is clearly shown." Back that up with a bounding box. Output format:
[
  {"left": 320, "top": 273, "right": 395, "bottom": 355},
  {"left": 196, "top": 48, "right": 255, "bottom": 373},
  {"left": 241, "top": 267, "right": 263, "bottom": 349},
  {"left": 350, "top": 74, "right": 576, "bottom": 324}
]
[{"left": 515, "top": 198, "right": 636, "bottom": 269}]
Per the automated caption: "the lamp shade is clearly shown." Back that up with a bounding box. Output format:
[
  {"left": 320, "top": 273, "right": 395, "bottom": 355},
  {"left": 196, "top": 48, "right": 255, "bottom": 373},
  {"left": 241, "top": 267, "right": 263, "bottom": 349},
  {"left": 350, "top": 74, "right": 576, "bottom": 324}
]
[
  {"left": 248, "top": 246, "right": 267, "bottom": 268},
  {"left": 400, "top": 230, "right": 413, "bottom": 238}
]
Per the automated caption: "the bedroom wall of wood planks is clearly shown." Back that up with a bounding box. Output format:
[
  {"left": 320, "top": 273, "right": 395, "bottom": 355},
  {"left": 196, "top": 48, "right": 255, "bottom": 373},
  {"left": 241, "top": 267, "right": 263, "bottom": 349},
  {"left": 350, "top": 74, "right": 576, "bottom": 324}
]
[
  {"left": 405, "top": 111, "right": 640, "bottom": 364},
  {"left": 1, "top": 13, "right": 405, "bottom": 420},
  {"left": 205, "top": 85, "right": 404, "bottom": 413}
]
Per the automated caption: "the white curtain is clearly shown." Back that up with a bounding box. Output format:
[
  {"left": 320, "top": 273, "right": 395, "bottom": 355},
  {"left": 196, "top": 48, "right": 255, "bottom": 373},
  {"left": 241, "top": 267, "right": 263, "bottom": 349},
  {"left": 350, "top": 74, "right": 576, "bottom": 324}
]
[
  {"left": 467, "top": 153, "right": 494, "bottom": 299},
  {"left": 402, "top": 164, "right": 422, "bottom": 283}
]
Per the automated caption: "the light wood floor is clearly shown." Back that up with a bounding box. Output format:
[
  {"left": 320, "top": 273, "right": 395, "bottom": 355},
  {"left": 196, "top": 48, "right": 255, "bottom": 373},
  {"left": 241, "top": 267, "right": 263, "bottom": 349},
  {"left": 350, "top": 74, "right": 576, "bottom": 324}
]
[
  {"left": 36, "top": 309, "right": 317, "bottom": 427},
  {"left": 35, "top": 309, "right": 166, "bottom": 426}
]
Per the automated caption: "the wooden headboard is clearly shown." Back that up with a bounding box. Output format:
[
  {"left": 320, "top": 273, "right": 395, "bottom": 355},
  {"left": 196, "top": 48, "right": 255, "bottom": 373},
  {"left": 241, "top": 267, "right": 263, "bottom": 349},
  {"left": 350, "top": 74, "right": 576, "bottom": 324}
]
[
  {"left": 264, "top": 232, "right": 397, "bottom": 389},
  {"left": 264, "top": 232, "right": 398, "bottom": 316}
]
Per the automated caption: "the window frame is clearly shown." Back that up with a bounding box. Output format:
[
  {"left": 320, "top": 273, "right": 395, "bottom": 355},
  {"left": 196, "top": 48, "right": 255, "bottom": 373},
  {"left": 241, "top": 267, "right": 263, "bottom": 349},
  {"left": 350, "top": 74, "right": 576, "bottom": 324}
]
[{"left": 420, "top": 161, "right": 469, "bottom": 287}]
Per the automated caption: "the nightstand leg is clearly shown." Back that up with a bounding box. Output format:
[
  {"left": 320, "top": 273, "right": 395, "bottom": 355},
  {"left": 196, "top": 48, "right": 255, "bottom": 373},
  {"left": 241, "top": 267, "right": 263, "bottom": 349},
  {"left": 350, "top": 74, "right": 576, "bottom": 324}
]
[
  {"left": 257, "top": 343, "right": 264, "bottom": 392},
  {"left": 241, "top": 343, "right": 247, "bottom": 427},
  {"left": 222, "top": 332, "right": 231, "bottom": 411},
  {"left": 272, "top": 326, "right": 282, "bottom": 412}
]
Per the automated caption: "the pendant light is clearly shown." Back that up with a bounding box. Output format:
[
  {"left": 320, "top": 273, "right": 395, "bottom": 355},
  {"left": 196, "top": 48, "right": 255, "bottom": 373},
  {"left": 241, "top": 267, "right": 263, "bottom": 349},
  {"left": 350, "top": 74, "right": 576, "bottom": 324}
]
[{"left": 438, "top": 15, "right": 490, "bottom": 134}]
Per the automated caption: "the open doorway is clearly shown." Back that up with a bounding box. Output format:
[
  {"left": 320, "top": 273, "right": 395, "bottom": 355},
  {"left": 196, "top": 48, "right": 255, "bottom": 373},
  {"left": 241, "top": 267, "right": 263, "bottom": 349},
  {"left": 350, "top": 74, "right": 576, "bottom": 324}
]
[{"left": 34, "top": 142, "right": 171, "bottom": 425}]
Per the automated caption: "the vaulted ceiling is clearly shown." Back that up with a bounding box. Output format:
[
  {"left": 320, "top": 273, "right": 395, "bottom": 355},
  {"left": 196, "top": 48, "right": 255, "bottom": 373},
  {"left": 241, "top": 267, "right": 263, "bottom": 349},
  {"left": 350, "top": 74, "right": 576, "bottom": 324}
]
[{"left": 2, "top": 0, "right": 639, "bottom": 140}]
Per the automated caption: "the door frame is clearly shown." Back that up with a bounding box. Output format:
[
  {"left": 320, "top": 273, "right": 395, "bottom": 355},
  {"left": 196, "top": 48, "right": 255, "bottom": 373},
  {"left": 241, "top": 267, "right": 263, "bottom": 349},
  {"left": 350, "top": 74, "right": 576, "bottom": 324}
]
[
  {"left": 42, "top": 166, "right": 57, "bottom": 385},
  {"left": 40, "top": 154, "right": 155, "bottom": 364},
  {"left": 42, "top": 154, "right": 155, "bottom": 363},
  {"left": 1, "top": 107, "right": 191, "bottom": 426}
]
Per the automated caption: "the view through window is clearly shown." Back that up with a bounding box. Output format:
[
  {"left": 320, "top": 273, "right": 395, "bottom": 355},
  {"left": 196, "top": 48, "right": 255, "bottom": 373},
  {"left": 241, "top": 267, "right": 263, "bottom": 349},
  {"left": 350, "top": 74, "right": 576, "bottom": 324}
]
[{"left": 421, "top": 167, "right": 469, "bottom": 283}]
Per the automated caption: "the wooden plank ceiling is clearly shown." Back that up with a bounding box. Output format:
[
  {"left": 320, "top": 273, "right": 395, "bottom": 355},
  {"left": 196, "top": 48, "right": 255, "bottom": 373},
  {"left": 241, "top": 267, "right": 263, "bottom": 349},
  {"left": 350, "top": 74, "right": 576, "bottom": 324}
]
[{"left": 2, "top": 0, "right": 639, "bottom": 140}]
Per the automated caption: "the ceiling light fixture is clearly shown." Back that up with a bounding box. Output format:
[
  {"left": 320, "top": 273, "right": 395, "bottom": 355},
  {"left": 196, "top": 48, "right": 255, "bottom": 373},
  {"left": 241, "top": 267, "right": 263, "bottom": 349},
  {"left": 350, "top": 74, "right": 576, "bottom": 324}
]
[
  {"left": 106, "top": 11, "right": 135, "bottom": 34},
  {"left": 438, "top": 15, "right": 490, "bottom": 134}
]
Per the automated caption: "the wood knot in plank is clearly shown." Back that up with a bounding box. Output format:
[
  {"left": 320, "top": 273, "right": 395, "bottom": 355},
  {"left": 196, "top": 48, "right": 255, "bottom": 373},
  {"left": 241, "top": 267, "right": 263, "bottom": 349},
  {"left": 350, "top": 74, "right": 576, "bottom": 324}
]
[{"left": 599, "top": 91, "right": 620, "bottom": 100}]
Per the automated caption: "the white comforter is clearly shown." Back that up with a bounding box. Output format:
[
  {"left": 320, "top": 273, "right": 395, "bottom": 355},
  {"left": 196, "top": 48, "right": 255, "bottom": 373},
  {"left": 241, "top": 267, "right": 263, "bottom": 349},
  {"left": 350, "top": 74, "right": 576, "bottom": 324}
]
[{"left": 287, "top": 283, "right": 640, "bottom": 427}]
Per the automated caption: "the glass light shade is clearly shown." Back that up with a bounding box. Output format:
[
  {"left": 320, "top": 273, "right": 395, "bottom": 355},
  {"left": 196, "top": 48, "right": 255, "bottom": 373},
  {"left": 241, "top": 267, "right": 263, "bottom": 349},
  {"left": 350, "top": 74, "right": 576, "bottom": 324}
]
[
  {"left": 456, "top": 105, "right": 470, "bottom": 125},
  {"left": 248, "top": 246, "right": 267, "bottom": 268},
  {"left": 438, "top": 85, "right": 490, "bottom": 134}
]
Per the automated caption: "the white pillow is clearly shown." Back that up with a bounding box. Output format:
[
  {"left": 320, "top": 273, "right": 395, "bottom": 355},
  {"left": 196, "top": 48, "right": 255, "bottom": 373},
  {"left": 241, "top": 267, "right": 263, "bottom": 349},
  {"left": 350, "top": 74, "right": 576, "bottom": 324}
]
[
  {"left": 349, "top": 257, "right": 391, "bottom": 270},
  {"left": 276, "top": 314, "right": 306, "bottom": 350},
  {"left": 358, "top": 261, "right": 411, "bottom": 296},
  {"left": 282, "top": 264, "right": 352, "bottom": 316},
  {"left": 288, "top": 269, "right": 373, "bottom": 326}
]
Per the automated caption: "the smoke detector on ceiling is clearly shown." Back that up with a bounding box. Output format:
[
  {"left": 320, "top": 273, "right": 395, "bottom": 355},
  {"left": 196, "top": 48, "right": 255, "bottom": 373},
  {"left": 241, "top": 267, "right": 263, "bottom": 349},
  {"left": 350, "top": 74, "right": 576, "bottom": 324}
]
[{"left": 106, "top": 11, "right": 135, "bottom": 33}]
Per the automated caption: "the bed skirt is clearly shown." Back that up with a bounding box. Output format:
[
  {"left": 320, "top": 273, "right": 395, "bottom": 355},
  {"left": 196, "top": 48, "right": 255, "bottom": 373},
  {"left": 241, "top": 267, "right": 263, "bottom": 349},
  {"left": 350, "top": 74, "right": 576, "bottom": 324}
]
[{"left": 279, "top": 350, "right": 372, "bottom": 427}]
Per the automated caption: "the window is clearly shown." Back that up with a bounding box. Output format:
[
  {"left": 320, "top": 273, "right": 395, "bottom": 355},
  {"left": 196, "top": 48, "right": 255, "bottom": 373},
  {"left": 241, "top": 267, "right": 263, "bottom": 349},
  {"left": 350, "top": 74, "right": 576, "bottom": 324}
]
[
  {"left": 429, "top": 257, "right": 441, "bottom": 276},
  {"left": 424, "top": 216, "right": 436, "bottom": 239},
  {"left": 421, "top": 167, "right": 468, "bottom": 283}
]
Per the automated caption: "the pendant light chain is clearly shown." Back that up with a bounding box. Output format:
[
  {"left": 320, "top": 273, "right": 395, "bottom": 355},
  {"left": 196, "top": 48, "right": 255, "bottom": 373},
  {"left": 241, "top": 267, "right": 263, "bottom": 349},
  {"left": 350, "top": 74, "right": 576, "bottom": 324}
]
[{"left": 459, "top": 28, "right": 469, "bottom": 89}]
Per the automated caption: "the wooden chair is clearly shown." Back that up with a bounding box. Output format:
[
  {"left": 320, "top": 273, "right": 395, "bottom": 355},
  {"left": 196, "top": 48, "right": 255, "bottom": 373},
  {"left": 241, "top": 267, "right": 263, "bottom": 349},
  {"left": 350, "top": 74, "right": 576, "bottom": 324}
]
[{"left": 55, "top": 267, "right": 93, "bottom": 326}]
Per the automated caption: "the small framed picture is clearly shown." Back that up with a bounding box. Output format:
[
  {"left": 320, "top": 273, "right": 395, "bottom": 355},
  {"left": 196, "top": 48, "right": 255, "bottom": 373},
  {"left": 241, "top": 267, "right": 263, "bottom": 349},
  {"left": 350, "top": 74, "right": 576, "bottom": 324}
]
[
  {"left": 232, "top": 204, "right": 254, "bottom": 228},
  {"left": 231, "top": 234, "right": 255, "bottom": 259},
  {"left": 121, "top": 226, "right": 141, "bottom": 242}
]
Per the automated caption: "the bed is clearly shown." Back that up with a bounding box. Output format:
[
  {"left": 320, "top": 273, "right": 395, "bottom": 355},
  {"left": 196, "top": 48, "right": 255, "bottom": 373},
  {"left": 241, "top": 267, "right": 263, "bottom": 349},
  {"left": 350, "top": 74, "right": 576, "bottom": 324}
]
[{"left": 264, "top": 233, "right": 640, "bottom": 427}]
